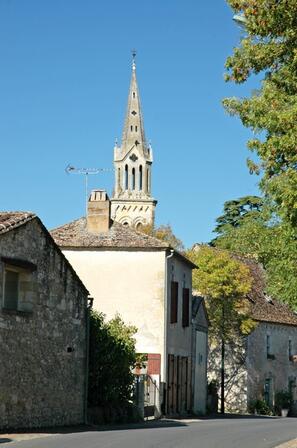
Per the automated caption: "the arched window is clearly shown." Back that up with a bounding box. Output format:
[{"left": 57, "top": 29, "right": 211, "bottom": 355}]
[
  {"left": 133, "top": 92, "right": 136, "bottom": 98},
  {"left": 135, "top": 125, "right": 138, "bottom": 132},
  {"left": 146, "top": 167, "right": 149, "bottom": 193},
  {"left": 139, "top": 165, "right": 143, "bottom": 190},
  {"left": 130, "top": 125, "right": 133, "bottom": 132},
  {"left": 117, "top": 168, "right": 121, "bottom": 190},
  {"left": 125, "top": 165, "right": 128, "bottom": 190},
  {"left": 132, "top": 168, "right": 135, "bottom": 190}
]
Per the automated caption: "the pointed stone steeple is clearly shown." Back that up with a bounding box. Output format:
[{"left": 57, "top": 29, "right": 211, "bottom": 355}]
[
  {"left": 111, "top": 54, "right": 157, "bottom": 229},
  {"left": 120, "top": 55, "right": 149, "bottom": 158}
]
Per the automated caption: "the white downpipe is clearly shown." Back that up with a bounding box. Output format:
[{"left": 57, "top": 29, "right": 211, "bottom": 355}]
[{"left": 163, "top": 249, "right": 174, "bottom": 414}]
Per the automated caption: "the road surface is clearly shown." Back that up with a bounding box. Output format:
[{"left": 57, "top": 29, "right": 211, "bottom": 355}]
[{"left": 1, "top": 416, "right": 297, "bottom": 448}]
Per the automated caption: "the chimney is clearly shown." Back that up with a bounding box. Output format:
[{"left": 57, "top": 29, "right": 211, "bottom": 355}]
[{"left": 87, "top": 190, "right": 111, "bottom": 234}]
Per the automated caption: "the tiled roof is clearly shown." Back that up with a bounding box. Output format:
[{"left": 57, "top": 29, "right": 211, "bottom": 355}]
[
  {"left": 51, "top": 217, "right": 169, "bottom": 249},
  {"left": 242, "top": 257, "right": 297, "bottom": 327},
  {"left": 0, "top": 212, "right": 36, "bottom": 234}
]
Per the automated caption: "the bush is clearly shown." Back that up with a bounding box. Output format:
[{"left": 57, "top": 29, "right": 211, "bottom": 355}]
[
  {"left": 275, "top": 390, "right": 292, "bottom": 414},
  {"left": 248, "top": 399, "right": 273, "bottom": 416},
  {"left": 88, "top": 311, "right": 137, "bottom": 407}
]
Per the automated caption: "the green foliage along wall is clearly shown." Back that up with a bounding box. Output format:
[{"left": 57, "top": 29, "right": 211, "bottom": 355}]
[{"left": 88, "top": 311, "right": 137, "bottom": 407}]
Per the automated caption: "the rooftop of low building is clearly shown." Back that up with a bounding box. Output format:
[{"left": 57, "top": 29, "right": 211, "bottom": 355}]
[
  {"left": 51, "top": 217, "right": 197, "bottom": 268},
  {"left": 0, "top": 211, "right": 89, "bottom": 295},
  {"left": 0, "top": 212, "right": 36, "bottom": 234}
]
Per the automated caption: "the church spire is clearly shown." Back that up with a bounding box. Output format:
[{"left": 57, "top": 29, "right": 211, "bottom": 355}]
[
  {"left": 111, "top": 54, "right": 157, "bottom": 229},
  {"left": 120, "top": 51, "right": 148, "bottom": 156}
]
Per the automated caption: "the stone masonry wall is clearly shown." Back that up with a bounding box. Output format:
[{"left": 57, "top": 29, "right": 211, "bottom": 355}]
[
  {"left": 208, "top": 337, "right": 248, "bottom": 413},
  {"left": 247, "top": 322, "right": 297, "bottom": 410},
  {"left": 0, "top": 219, "right": 88, "bottom": 429}
]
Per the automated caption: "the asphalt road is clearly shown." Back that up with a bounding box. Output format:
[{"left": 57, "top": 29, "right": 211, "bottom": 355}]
[{"left": 1, "top": 417, "right": 297, "bottom": 448}]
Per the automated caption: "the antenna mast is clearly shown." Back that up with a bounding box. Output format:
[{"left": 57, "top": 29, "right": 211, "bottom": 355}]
[{"left": 65, "top": 164, "right": 113, "bottom": 216}]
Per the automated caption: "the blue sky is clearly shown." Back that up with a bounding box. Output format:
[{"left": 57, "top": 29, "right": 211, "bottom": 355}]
[{"left": 0, "top": 0, "right": 260, "bottom": 248}]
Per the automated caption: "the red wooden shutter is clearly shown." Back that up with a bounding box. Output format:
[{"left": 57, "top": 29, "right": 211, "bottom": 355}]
[
  {"left": 147, "top": 353, "right": 161, "bottom": 375},
  {"left": 170, "top": 281, "right": 178, "bottom": 323},
  {"left": 182, "top": 288, "right": 190, "bottom": 327}
]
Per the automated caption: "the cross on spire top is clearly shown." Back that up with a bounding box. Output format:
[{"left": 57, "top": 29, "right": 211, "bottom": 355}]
[{"left": 132, "top": 49, "right": 137, "bottom": 70}]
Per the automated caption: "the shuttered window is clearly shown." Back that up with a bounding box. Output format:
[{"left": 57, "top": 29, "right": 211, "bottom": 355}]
[
  {"left": 4, "top": 269, "right": 19, "bottom": 310},
  {"left": 182, "top": 288, "right": 190, "bottom": 327},
  {"left": 170, "top": 281, "right": 178, "bottom": 324}
]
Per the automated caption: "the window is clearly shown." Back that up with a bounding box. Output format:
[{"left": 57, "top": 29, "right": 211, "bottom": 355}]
[
  {"left": 146, "top": 167, "right": 149, "bottom": 193},
  {"left": 130, "top": 125, "right": 133, "bottom": 132},
  {"left": 182, "top": 288, "right": 190, "bottom": 327},
  {"left": 125, "top": 165, "right": 128, "bottom": 190},
  {"left": 264, "top": 378, "right": 272, "bottom": 405},
  {"left": 139, "top": 165, "right": 143, "bottom": 190},
  {"left": 1, "top": 258, "right": 36, "bottom": 313},
  {"left": 133, "top": 92, "right": 135, "bottom": 98},
  {"left": 117, "top": 168, "right": 121, "bottom": 190},
  {"left": 266, "top": 334, "right": 275, "bottom": 359},
  {"left": 266, "top": 334, "right": 271, "bottom": 356},
  {"left": 135, "top": 125, "right": 138, "bottom": 132},
  {"left": 132, "top": 168, "right": 135, "bottom": 190},
  {"left": 289, "top": 339, "right": 293, "bottom": 359},
  {"left": 3, "top": 269, "right": 19, "bottom": 310},
  {"left": 170, "top": 281, "right": 178, "bottom": 324}
]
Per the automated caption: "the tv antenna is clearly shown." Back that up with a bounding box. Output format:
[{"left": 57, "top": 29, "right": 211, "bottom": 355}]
[{"left": 65, "top": 164, "right": 114, "bottom": 215}]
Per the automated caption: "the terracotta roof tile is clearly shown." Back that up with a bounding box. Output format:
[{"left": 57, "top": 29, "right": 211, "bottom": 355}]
[
  {"left": 242, "top": 258, "right": 297, "bottom": 326},
  {"left": 51, "top": 217, "right": 170, "bottom": 249},
  {"left": 0, "top": 212, "right": 36, "bottom": 234}
]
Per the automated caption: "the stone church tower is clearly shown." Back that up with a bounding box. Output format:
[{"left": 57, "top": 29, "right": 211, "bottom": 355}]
[{"left": 111, "top": 56, "right": 157, "bottom": 229}]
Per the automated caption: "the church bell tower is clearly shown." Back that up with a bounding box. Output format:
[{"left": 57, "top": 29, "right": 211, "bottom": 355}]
[{"left": 111, "top": 54, "right": 157, "bottom": 229}]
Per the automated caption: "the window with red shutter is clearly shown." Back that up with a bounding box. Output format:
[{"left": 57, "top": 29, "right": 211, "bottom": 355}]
[
  {"left": 170, "top": 281, "right": 178, "bottom": 323},
  {"left": 182, "top": 288, "right": 190, "bottom": 327}
]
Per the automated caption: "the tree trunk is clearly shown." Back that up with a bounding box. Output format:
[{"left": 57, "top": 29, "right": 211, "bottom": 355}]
[{"left": 220, "top": 301, "right": 225, "bottom": 414}]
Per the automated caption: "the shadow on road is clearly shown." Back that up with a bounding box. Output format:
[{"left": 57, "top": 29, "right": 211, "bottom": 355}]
[{"left": 0, "top": 439, "right": 12, "bottom": 444}]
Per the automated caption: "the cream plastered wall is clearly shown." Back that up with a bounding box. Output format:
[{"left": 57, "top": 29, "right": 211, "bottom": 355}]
[{"left": 62, "top": 249, "right": 166, "bottom": 375}]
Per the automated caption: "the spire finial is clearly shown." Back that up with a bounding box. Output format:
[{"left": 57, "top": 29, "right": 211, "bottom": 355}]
[{"left": 132, "top": 49, "right": 136, "bottom": 70}]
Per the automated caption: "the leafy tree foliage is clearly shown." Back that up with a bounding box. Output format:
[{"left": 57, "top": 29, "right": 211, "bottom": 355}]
[
  {"left": 187, "top": 245, "right": 254, "bottom": 412},
  {"left": 187, "top": 245, "right": 254, "bottom": 339},
  {"left": 213, "top": 196, "right": 297, "bottom": 309},
  {"left": 140, "top": 223, "right": 184, "bottom": 251},
  {"left": 213, "top": 195, "right": 264, "bottom": 239},
  {"left": 224, "top": 0, "right": 297, "bottom": 225},
  {"left": 88, "top": 311, "right": 137, "bottom": 407}
]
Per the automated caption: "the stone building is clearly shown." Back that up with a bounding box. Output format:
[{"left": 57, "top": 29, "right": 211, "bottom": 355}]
[
  {"left": 0, "top": 212, "right": 89, "bottom": 430},
  {"left": 208, "top": 258, "right": 297, "bottom": 414},
  {"left": 51, "top": 191, "right": 208, "bottom": 416},
  {"left": 111, "top": 55, "right": 157, "bottom": 228}
]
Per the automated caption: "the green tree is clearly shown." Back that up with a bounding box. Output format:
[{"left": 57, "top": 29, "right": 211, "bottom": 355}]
[
  {"left": 88, "top": 311, "right": 137, "bottom": 408},
  {"left": 140, "top": 223, "right": 184, "bottom": 251},
  {"left": 212, "top": 197, "right": 297, "bottom": 309},
  {"left": 224, "top": 0, "right": 297, "bottom": 226},
  {"left": 186, "top": 245, "right": 254, "bottom": 413},
  {"left": 212, "top": 195, "right": 264, "bottom": 241}
]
